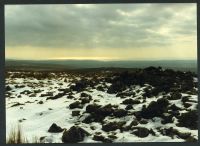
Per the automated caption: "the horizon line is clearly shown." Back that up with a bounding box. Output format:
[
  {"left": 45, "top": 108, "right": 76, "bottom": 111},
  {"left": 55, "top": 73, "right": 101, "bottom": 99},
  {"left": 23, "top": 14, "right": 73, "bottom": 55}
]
[{"left": 5, "top": 58, "right": 197, "bottom": 62}]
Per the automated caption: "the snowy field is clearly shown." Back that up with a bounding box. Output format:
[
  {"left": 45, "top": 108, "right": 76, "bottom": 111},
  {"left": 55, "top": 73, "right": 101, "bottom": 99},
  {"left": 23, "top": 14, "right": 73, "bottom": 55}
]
[{"left": 6, "top": 68, "right": 198, "bottom": 143}]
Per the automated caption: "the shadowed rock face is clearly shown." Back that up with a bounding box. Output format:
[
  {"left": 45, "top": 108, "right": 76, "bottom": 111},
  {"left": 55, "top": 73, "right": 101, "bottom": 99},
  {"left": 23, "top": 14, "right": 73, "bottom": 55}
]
[
  {"left": 107, "top": 67, "right": 197, "bottom": 96},
  {"left": 62, "top": 126, "right": 90, "bottom": 143},
  {"left": 48, "top": 123, "right": 63, "bottom": 133},
  {"left": 177, "top": 110, "right": 198, "bottom": 130},
  {"left": 139, "top": 98, "right": 169, "bottom": 119},
  {"left": 132, "top": 127, "right": 150, "bottom": 138}
]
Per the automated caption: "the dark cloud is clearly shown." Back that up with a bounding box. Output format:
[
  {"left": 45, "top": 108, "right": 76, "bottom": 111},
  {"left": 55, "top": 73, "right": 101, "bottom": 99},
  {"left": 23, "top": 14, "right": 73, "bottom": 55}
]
[{"left": 5, "top": 4, "right": 196, "bottom": 50}]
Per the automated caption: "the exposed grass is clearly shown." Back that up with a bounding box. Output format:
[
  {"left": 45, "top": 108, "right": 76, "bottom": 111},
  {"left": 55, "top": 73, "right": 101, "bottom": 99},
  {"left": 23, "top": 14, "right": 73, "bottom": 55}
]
[{"left": 6, "top": 124, "right": 39, "bottom": 144}]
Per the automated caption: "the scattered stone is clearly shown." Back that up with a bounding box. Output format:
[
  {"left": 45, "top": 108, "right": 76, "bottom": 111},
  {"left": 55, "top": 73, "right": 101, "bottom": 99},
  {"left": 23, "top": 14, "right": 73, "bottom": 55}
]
[
  {"left": 72, "top": 111, "right": 80, "bottom": 117},
  {"left": 69, "top": 101, "right": 83, "bottom": 109},
  {"left": 168, "top": 92, "right": 182, "bottom": 100},
  {"left": 140, "top": 98, "right": 169, "bottom": 119},
  {"left": 183, "top": 102, "right": 192, "bottom": 108},
  {"left": 177, "top": 110, "right": 198, "bottom": 130},
  {"left": 37, "top": 101, "right": 44, "bottom": 104},
  {"left": 113, "top": 109, "right": 128, "bottom": 117},
  {"left": 125, "top": 104, "right": 133, "bottom": 110},
  {"left": 139, "top": 118, "right": 148, "bottom": 124},
  {"left": 48, "top": 123, "right": 64, "bottom": 133},
  {"left": 93, "top": 135, "right": 112, "bottom": 143},
  {"left": 132, "top": 127, "right": 150, "bottom": 138},
  {"left": 11, "top": 103, "right": 24, "bottom": 107},
  {"left": 62, "top": 126, "right": 90, "bottom": 143},
  {"left": 122, "top": 99, "right": 140, "bottom": 105},
  {"left": 102, "top": 121, "right": 126, "bottom": 132}
]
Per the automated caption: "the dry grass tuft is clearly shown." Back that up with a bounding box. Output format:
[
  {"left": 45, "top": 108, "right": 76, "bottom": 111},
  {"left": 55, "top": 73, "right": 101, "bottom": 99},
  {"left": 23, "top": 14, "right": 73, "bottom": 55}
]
[
  {"left": 6, "top": 124, "right": 39, "bottom": 144},
  {"left": 7, "top": 124, "right": 27, "bottom": 144}
]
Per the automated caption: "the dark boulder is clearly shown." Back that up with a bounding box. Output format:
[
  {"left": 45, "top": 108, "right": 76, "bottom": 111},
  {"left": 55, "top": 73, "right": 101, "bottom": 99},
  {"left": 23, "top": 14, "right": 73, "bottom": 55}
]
[
  {"left": 159, "top": 127, "right": 191, "bottom": 140},
  {"left": 6, "top": 86, "right": 12, "bottom": 91},
  {"left": 181, "top": 96, "right": 190, "bottom": 103},
  {"left": 168, "top": 104, "right": 182, "bottom": 111},
  {"left": 82, "top": 114, "right": 105, "bottom": 124},
  {"left": 132, "top": 127, "right": 150, "bottom": 138},
  {"left": 69, "top": 101, "right": 83, "bottom": 109},
  {"left": 107, "top": 81, "right": 126, "bottom": 94},
  {"left": 113, "top": 109, "right": 128, "bottom": 117},
  {"left": 62, "top": 126, "right": 90, "bottom": 143},
  {"left": 67, "top": 95, "right": 75, "bottom": 99},
  {"left": 80, "top": 92, "right": 92, "bottom": 98},
  {"left": 102, "top": 121, "right": 126, "bottom": 132},
  {"left": 177, "top": 110, "right": 198, "bottom": 130},
  {"left": 125, "top": 104, "right": 133, "bottom": 110},
  {"left": 161, "top": 114, "right": 174, "bottom": 124},
  {"left": 168, "top": 92, "right": 182, "bottom": 100},
  {"left": 139, "top": 119, "right": 148, "bottom": 124},
  {"left": 85, "top": 104, "right": 101, "bottom": 113},
  {"left": 72, "top": 111, "right": 80, "bottom": 117},
  {"left": 70, "top": 80, "right": 87, "bottom": 92},
  {"left": 93, "top": 135, "right": 112, "bottom": 143},
  {"left": 140, "top": 98, "right": 169, "bottom": 119},
  {"left": 37, "top": 101, "right": 44, "bottom": 104},
  {"left": 48, "top": 123, "right": 63, "bottom": 133},
  {"left": 122, "top": 99, "right": 140, "bottom": 105}
]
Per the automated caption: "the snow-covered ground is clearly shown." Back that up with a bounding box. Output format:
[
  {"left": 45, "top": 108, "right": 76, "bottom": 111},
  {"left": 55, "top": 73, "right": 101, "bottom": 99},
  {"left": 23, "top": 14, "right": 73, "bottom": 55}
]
[{"left": 6, "top": 71, "right": 198, "bottom": 143}]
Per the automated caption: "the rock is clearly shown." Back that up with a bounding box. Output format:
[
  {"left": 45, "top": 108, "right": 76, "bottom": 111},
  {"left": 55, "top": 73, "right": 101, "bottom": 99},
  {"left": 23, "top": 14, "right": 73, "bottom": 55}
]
[
  {"left": 107, "top": 81, "right": 126, "bottom": 94},
  {"left": 177, "top": 110, "right": 198, "bottom": 130},
  {"left": 139, "top": 119, "right": 148, "bottom": 124},
  {"left": 70, "top": 80, "right": 87, "bottom": 92},
  {"left": 29, "top": 93, "right": 36, "bottom": 97},
  {"left": 130, "top": 119, "right": 139, "bottom": 127},
  {"left": 181, "top": 96, "right": 190, "bottom": 103},
  {"left": 69, "top": 101, "right": 83, "bottom": 109},
  {"left": 67, "top": 95, "right": 74, "bottom": 99},
  {"left": 185, "top": 136, "right": 198, "bottom": 142},
  {"left": 41, "top": 92, "right": 53, "bottom": 97},
  {"left": 37, "top": 101, "right": 44, "bottom": 104},
  {"left": 168, "top": 92, "right": 182, "bottom": 100},
  {"left": 97, "top": 104, "right": 115, "bottom": 116},
  {"left": 183, "top": 102, "right": 192, "bottom": 108},
  {"left": 108, "top": 135, "right": 117, "bottom": 140},
  {"left": 116, "top": 92, "right": 135, "bottom": 98},
  {"left": 82, "top": 114, "right": 104, "bottom": 124},
  {"left": 161, "top": 113, "right": 174, "bottom": 124},
  {"left": 93, "top": 135, "right": 112, "bottom": 143},
  {"left": 132, "top": 127, "right": 150, "bottom": 138},
  {"left": 72, "top": 111, "right": 80, "bottom": 117},
  {"left": 48, "top": 123, "right": 63, "bottom": 133},
  {"left": 11, "top": 103, "right": 24, "bottom": 107},
  {"left": 80, "top": 92, "right": 92, "bottom": 98},
  {"left": 85, "top": 104, "right": 101, "bottom": 113},
  {"left": 62, "top": 126, "right": 90, "bottom": 143},
  {"left": 93, "top": 135, "right": 105, "bottom": 141},
  {"left": 122, "top": 99, "right": 140, "bottom": 105},
  {"left": 159, "top": 127, "right": 191, "bottom": 140},
  {"left": 102, "top": 121, "right": 126, "bottom": 132},
  {"left": 168, "top": 104, "right": 181, "bottom": 111},
  {"left": 90, "top": 126, "right": 96, "bottom": 130},
  {"left": 6, "top": 85, "right": 12, "bottom": 91},
  {"left": 79, "top": 97, "right": 91, "bottom": 104},
  {"left": 96, "top": 86, "right": 105, "bottom": 91},
  {"left": 113, "top": 109, "right": 128, "bottom": 117},
  {"left": 125, "top": 104, "right": 133, "bottom": 110},
  {"left": 140, "top": 98, "right": 169, "bottom": 119}
]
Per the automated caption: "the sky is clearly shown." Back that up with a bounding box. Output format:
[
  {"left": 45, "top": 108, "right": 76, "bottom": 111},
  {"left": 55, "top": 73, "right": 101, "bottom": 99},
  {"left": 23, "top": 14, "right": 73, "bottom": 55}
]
[{"left": 5, "top": 4, "right": 197, "bottom": 61}]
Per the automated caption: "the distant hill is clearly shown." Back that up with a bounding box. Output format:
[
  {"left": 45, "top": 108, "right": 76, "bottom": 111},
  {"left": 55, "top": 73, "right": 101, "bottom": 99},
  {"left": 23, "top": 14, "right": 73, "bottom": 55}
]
[{"left": 5, "top": 59, "right": 197, "bottom": 72}]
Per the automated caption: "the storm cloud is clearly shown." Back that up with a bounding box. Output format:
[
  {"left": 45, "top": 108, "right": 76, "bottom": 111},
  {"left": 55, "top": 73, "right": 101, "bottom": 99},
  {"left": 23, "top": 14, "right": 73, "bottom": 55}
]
[{"left": 5, "top": 4, "right": 197, "bottom": 60}]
